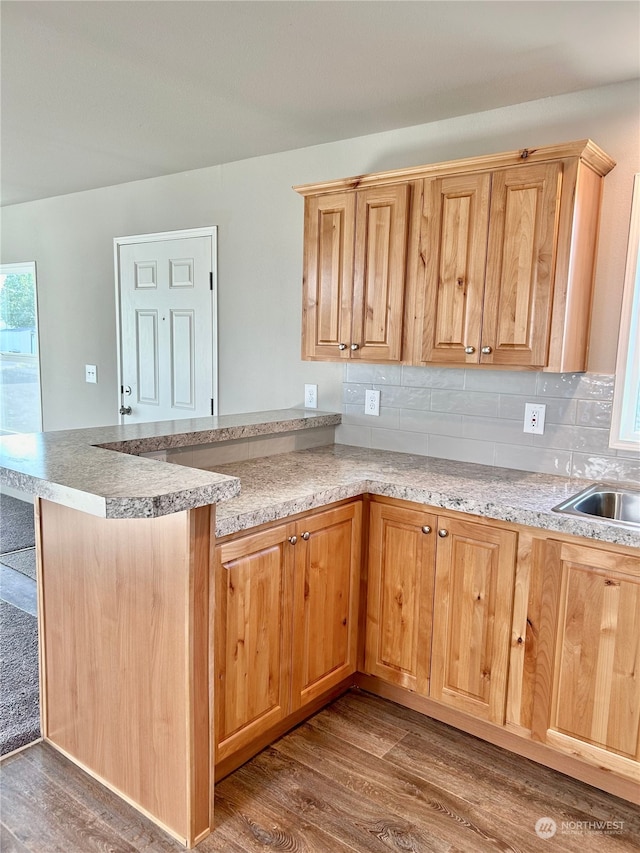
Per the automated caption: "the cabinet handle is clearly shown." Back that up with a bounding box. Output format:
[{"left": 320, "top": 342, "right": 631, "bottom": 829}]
[
  {"left": 438, "top": 529, "right": 449, "bottom": 538},
  {"left": 288, "top": 535, "right": 297, "bottom": 545},
  {"left": 338, "top": 343, "right": 347, "bottom": 351},
  {"left": 421, "top": 525, "right": 432, "bottom": 534},
  {"left": 481, "top": 345, "right": 493, "bottom": 354},
  {"left": 301, "top": 531, "right": 310, "bottom": 540},
  {"left": 350, "top": 343, "right": 360, "bottom": 351},
  {"left": 464, "top": 346, "right": 476, "bottom": 355}
]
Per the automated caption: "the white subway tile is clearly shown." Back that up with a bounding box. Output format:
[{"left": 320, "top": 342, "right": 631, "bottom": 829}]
[
  {"left": 464, "top": 369, "right": 537, "bottom": 395},
  {"left": 400, "top": 409, "right": 463, "bottom": 436},
  {"left": 429, "top": 434, "right": 495, "bottom": 466},
  {"left": 376, "top": 385, "right": 431, "bottom": 410},
  {"left": 370, "top": 428, "right": 428, "bottom": 455},
  {"left": 431, "top": 389, "right": 499, "bottom": 417},
  {"left": 576, "top": 399, "right": 613, "bottom": 427},
  {"left": 344, "top": 404, "right": 400, "bottom": 429},
  {"left": 401, "top": 365, "right": 465, "bottom": 389},
  {"left": 494, "top": 444, "right": 572, "bottom": 476},
  {"left": 335, "top": 423, "right": 371, "bottom": 447},
  {"left": 462, "top": 415, "right": 534, "bottom": 446},
  {"left": 345, "top": 363, "right": 403, "bottom": 384},
  {"left": 571, "top": 453, "right": 640, "bottom": 484}
]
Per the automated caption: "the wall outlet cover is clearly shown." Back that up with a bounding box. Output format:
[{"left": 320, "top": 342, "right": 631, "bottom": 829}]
[
  {"left": 523, "top": 402, "right": 546, "bottom": 434},
  {"left": 365, "top": 388, "right": 380, "bottom": 416},
  {"left": 304, "top": 383, "right": 318, "bottom": 409},
  {"left": 85, "top": 364, "right": 97, "bottom": 384}
]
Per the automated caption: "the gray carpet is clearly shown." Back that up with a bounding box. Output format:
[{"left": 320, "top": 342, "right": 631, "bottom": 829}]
[
  {"left": 0, "top": 548, "right": 37, "bottom": 580},
  {"left": 0, "top": 600, "right": 40, "bottom": 754},
  {"left": 0, "top": 494, "right": 36, "bottom": 553}
]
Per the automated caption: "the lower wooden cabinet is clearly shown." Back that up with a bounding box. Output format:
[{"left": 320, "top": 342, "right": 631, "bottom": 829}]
[
  {"left": 365, "top": 501, "right": 436, "bottom": 694},
  {"left": 214, "top": 501, "right": 361, "bottom": 764},
  {"left": 365, "top": 499, "right": 517, "bottom": 724},
  {"left": 430, "top": 516, "right": 517, "bottom": 723},
  {"left": 531, "top": 538, "right": 640, "bottom": 781},
  {"left": 214, "top": 493, "right": 639, "bottom": 798}
]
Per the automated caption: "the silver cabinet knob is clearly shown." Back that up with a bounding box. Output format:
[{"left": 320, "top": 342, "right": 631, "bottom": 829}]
[
  {"left": 481, "top": 345, "right": 493, "bottom": 354},
  {"left": 350, "top": 343, "right": 360, "bottom": 351},
  {"left": 438, "top": 529, "right": 449, "bottom": 538},
  {"left": 464, "top": 346, "right": 476, "bottom": 354},
  {"left": 338, "top": 343, "right": 347, "bottom": 351},
  {"left": 288, "top": 535, "right": 297, "bottom": 545},
  {"left": 119, "top": 405, "right": 132, "bottom": 415},
  {"left": 301, "top": 531, "right": 310, "bottom": 540},
  {"left": 421, "top": 525, "right": 432, "bottom": 534}
]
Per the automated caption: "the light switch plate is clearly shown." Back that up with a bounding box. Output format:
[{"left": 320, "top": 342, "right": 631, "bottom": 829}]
[{"left": 85, "top": 364, "right": 97, "bottom": 384}]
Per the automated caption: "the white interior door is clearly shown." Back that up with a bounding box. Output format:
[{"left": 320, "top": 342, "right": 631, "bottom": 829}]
[{"left": 117, "top": 229, "right": 216, "bottom": 424}]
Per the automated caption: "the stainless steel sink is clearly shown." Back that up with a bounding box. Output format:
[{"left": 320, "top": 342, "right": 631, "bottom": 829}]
[{"left": 553, "top": 483, "right": 640, "bottom": 528}]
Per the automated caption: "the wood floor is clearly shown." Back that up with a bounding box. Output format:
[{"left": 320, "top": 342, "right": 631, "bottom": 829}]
[{"left": 1, "top": 690, "right": 638, "bottom": 852}]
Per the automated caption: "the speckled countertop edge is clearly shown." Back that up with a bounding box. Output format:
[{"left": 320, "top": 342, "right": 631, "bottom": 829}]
[
  {"left": 0, "top": 410, "right": 339, "bottom": 518},
  {"left": 212, "top": 444, "right": 640, "bottom": 548}
]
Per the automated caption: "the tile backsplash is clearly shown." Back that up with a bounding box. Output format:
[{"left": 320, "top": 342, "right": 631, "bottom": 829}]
[{"left": 336, "top": 365, "right": 640, "bottom": 484}]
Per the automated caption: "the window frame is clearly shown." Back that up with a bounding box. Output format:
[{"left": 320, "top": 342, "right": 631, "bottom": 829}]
[{"left": 610, "top": 173, "right": 640, "bottom": 450}]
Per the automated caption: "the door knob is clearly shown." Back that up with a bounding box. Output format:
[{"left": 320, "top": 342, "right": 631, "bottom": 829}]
[
  {"left": 438, "top": 529, "right": 449, "bottom": 538},
  {"left": 119, "top": 405, "right": 132, "bottom": 415},
  {"left": 464, "top": 346, "right": 476, "bottom": 354},
  {"left": 288, "top": 535, "right": 297, "bottom": 545},
  {"left": 421, "top": 525, "right": 432, "bottom": 534},
  {"left": 338, "top": 343, "right": 347, "bottom": 351},
  {"left": 301, "top": 531, "right": 310, "bottom": 540},
  {"left": 350, "top": 343, "right": 360, "bottom": 351},
  {"left": 481, "top": 345, "right": 493, "bottom": 354}
]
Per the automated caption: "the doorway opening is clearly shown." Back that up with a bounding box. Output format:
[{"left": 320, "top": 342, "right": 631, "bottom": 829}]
[{"left": 0, "top": 262, "right": 42, "bottom": 434}]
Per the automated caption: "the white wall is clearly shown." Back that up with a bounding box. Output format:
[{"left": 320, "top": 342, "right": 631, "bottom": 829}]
[{"left": 1, "top": 81, "right": 638, "bottom": 432}]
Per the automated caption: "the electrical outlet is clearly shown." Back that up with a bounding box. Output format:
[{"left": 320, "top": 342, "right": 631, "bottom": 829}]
[
  {"left": 523, "top": 402, "right": 546, "bottom": 434},
  {"left": 85, "top": 364, "right": 97, "bottom": 384},
  {"left": 365, "top": 388, "right": 380, "bottom": 416},
  {"left": 304, "top": 383, "right": 318, "bottom": 409}
]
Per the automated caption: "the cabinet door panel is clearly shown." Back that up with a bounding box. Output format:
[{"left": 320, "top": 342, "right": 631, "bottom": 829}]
[
  {"left": 416, "top": 173, "right": 490, "bottom": 364},
  {"left": 365, "top": 502, "right": 436, "bottom": 694},
  {"left": 291, "top": 503, "right": 361, "bottom": 709},
  {"left": 544, "top": 541, "right": 640, "bottom": 764},
  {"left": 352, "top": 184, "right": 410, "bottom": 361},
  {"left": 214, "top": 525, "right": 293, "bottom": 762},
  {"left": 431, "top": 518, "right": 517, "bottom": 722},
  {"left": 302, "top": 192, "right": 355, "bottom": 359},
  {"left": 482, "top": 162, "right": 562, "bottom": 366}
]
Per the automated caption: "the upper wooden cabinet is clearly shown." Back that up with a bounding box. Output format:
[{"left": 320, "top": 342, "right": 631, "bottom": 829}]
[
  {"left": 295, "top": 140, "right": 615, "bottom": 371},
  {"left": 299, "top": 183, "right": 411, "bottom": 361}
]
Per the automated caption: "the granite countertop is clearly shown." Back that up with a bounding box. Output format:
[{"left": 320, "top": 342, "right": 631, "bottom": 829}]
[
  {"left": 0, "top": 409, "right": 340, "bottom": 518},
  {"left": 213, "top": 444, "right": 640, "bottom": 548}
]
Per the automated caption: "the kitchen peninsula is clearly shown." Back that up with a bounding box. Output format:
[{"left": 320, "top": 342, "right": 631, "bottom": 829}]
[{"left": 1, "top": 410, "right": 638, "bottom": 847}]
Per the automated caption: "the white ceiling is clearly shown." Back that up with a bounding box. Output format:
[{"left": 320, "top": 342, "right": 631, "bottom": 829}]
[{"left": 1, "top": 0, "right": 639, "bottom": 207}]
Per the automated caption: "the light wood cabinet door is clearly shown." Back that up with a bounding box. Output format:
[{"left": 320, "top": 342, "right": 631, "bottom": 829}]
[
  {"left": 351, "top": 183, "right": 410, "bottom": 361},
  {"left": 302, "top": 185, "right": 410, "bottom": 361},
  {"left": 533, "top": 540, "right": 640, "bottom": 781},
  {"left": 302, "top": 191, "right": 356, "bottom": 360},
  {"left": 214, "top": 524, "right": 294, "bottom": 763},
  {"left": 481, "top": 162, "right": 563, "bottom": 367},
  {"left": 291, "top": 502, "right": 362, "bottom": 709},
  {"left": 430, "top": 517, "right": 517, "bottom": 723},
  {"left": 416, "top": 173, "right": 491, "bottom": 364},
  {"left": 365, "top": 502, "right": 436, "bottom": 694}
]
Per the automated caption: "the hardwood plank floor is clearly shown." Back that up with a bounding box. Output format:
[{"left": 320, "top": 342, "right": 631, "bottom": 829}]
[{"left": 1, "top": 690, "right": 638, "bottom": 852}]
